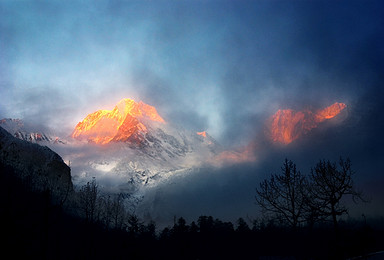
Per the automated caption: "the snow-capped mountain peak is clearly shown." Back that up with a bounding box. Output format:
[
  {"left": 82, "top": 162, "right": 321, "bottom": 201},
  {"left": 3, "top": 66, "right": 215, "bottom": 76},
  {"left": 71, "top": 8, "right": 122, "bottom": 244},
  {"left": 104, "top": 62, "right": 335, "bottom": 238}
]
[
  {"left": 0, "top": 118, "right": 64, "bottom": 144},
  {"left": 72, "top": 98, "right": 165, "bottom": 145}
]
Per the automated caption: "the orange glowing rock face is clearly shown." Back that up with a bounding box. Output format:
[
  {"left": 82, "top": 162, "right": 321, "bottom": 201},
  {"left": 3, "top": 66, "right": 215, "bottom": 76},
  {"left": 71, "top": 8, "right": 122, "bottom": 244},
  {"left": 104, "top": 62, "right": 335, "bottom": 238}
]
[
  {"left": 268, "top": 102, "right": 346, "bottom": 145},
  {"left": 197, "top": 131, "right": 207, "bottom": 138},
  {"left": 315, "top": 102, "right": 347, "bottom": 121},
  {"left": 72, "top": 98, "right": 165, "bottom": 144}
]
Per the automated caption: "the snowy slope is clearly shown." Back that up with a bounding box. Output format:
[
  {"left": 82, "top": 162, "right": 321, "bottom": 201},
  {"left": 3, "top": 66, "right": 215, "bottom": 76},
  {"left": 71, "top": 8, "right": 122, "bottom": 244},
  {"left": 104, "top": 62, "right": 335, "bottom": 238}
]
[{"left": 66, "top": 120, "right": 222, "bottom": 191}]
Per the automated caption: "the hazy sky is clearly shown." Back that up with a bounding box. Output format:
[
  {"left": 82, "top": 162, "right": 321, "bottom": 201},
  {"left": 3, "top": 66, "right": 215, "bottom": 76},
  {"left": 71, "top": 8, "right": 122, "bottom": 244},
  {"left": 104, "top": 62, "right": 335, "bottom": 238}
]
[
  {"left": 1, "top": 0, "right": 382, "bottom": 142},
  {"left": 1, "top": 0, "right": 384, "bottom": 223}
]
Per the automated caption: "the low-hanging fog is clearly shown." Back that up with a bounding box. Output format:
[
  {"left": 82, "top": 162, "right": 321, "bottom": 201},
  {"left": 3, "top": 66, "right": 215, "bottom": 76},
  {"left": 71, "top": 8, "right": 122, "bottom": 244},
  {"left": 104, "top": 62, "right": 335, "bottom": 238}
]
[{"left": 1, "top": 0, "right": 383, "bottom": 225}]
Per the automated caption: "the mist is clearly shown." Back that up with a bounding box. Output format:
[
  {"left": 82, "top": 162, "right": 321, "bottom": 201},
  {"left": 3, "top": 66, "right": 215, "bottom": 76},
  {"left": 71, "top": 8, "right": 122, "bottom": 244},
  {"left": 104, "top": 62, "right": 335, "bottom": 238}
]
[
  {"left": 1, "top": 0, "right": 384, "bottom": 226},
  {"left": 136, "top": 111, "right": 384, "bottom": 227},
  {"left": 1, "top": 1, "right": 382, "bottom": 146}
]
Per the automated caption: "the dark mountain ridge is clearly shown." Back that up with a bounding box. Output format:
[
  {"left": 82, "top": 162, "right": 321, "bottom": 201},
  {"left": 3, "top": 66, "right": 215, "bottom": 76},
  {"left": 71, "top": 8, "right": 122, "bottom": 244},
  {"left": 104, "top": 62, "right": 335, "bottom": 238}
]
[{"left": 0, "top": 126, "right": 72, "bottom": 205}]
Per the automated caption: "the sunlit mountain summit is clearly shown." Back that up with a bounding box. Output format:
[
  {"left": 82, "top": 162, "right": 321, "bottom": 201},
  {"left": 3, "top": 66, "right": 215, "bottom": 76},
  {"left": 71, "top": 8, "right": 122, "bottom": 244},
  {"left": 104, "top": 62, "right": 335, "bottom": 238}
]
[
  {"left": 267, "top": 102, "right": 347, "bottom": 145},
  {"left": 70, "top": 98, "right": 221, "bottom": 161},
  {"left": 72, "top": 98, "right": 165, "bottom": 145},
  {"left": 64, "top": 98, "right": 227, "bottom": 195}
]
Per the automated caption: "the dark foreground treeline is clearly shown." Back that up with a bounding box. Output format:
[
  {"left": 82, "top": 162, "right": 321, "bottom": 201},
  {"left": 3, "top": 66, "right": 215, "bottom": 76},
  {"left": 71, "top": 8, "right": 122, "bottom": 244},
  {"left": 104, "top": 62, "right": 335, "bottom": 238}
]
[{"left": 1, "top": 163, "right": 384, "bottom": 260}]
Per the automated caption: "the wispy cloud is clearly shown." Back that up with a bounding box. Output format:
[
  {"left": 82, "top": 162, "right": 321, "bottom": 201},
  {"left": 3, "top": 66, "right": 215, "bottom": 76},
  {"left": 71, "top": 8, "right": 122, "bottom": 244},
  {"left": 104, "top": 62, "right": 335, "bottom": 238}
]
[{"left": 1, "top": 0, "right": 384, "bottom": 224}]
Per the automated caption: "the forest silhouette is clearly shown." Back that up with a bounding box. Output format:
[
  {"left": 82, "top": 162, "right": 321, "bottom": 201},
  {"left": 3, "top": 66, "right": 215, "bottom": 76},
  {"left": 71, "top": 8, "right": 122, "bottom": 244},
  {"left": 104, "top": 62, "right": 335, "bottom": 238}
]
[{"left": 0, "top": 157, "right": 383, "bottom": 259}]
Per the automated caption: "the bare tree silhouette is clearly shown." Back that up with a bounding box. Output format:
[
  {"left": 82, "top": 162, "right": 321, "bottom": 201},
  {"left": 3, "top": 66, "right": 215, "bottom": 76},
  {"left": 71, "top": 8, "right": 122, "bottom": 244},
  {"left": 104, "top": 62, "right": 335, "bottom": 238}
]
[
  {"left": 255, "top": 159, "right": 309, "bottom": 229},
  {"left": 78, "top": 177, "right": 99, "bottom": 222},
  {"left": 309, "top": 158, "right": 364, "bottom": 230}
]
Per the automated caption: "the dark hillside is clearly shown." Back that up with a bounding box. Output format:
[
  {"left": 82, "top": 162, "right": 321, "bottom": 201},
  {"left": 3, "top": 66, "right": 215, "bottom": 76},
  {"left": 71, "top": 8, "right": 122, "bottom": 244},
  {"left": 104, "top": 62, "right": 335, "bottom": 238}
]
[
  {"left": 0, "top": 126, "right": 72, "bottom": 205},
  {"left": 0, "top": 162, "right": 156, "bottom": 259},
  {"left": 0, "top": 126, "right": 383, "bottom": 259}
]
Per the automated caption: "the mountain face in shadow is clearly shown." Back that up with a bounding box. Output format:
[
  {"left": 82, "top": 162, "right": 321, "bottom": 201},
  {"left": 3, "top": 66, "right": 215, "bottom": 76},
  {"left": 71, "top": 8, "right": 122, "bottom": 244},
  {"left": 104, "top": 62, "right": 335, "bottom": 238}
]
[{"left": 0, "top": 126, "right": 72, "bottom": 204}]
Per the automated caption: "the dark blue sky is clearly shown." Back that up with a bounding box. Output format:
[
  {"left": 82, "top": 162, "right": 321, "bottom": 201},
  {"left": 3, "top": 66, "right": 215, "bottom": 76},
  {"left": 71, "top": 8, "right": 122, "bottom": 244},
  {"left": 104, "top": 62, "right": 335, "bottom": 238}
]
[
  {"left": 1, "top": 0, "right": 383, "bottom": 222},
  {"left": 1, "top": 1, "right": 382, "bottom": 141}
]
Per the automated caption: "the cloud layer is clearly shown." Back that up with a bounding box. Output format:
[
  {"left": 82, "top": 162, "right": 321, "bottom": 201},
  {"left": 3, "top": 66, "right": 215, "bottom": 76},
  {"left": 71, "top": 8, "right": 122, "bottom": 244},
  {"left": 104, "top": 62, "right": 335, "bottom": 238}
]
[
  {"left": 1, "top": 1, "right": 382, "bottom": 144},
  {"left": 1, "top": 0, "right": 384, "bottom": 224}
]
